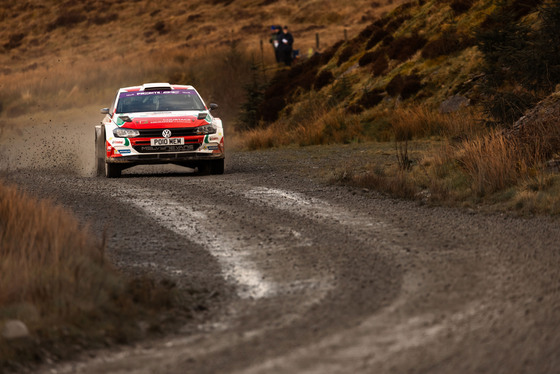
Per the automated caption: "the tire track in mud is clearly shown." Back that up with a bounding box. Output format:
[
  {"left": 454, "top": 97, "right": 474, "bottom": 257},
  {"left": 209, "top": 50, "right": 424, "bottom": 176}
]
[
  {"left": 114, "top": 177, "right": 520, "bottom": 374},
  {"left": 117, "top": 185, "right": 278, "bottom": 300},
  {"left": 39, "top": 174, "right": 403, "bottom": 374}
]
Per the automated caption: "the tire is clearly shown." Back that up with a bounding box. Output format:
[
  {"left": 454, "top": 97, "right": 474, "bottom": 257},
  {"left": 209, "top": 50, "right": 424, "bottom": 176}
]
[
  {"left": 198, "top": 159, "right": 225, "bottom": 175},
  {"left": 94, "top": 127, "right": 105, "bottom": 177},
  {"left": 96, "top": 125, "right": 121, "bottom": 178},
  {"left": 105, "top": 162, "right": 121, "bottom": 178},
  {"left": 197, "top": 161, "right": 211, "bottom": 175},
  {"left": 210, "top": 159, "right": 225, "bottom": 175}
]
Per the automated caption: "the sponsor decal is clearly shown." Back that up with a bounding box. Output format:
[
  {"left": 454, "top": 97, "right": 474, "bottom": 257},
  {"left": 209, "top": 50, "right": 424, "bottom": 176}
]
[
  {"left": 207, "top": 145, "right": 219, "bottom": 150},
  {"left": 131, "top": 117, "right": 197, "bottom": 125},
  {"left": 112, "top": 138, "right": 130, "bottom": 146},
  {"left": 119, "top": 89, "right": 197, "bottom": 98},
  {"left": 208, "top": 135, "right": 220, "bottom": 142},
  {"left": 116, "top": 116, "right": 134, "bottom": 126},
  {"left": 118, "top": 149, "right": 131, "bottom": 154}
]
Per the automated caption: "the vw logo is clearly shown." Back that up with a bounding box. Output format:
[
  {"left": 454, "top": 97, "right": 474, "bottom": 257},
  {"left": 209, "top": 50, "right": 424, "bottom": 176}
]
[{"left": 162, "top": 129, "right": 172, "bottom": 138}]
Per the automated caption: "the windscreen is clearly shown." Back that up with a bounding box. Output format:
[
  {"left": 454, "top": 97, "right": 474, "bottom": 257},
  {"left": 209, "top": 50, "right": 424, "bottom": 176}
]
[{"left": 116, "top": 89, "right": 205, "bottom": 113}]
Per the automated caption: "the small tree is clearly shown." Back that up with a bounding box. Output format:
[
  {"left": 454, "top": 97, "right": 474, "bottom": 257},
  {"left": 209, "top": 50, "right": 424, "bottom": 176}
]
[
  {"left": 236, "top": 59, "right": 265, "bottom": 132},
  {"left": 476, "top": 0, "right": 560, "bottom": 125}
]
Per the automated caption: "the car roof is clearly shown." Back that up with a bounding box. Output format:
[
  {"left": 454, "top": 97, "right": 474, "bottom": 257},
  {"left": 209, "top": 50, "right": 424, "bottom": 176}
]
[{"left": 119, "top": 83, "right": 195, "bottom": 92}]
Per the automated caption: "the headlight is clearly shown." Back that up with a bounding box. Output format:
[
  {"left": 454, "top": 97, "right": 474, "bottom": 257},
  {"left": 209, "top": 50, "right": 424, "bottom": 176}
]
[
  {"left": 195, "top": 124, "right": 217, "bottom": 135},
  {"left": 113, "top": 128, "right": 140, "bottom": 138}
]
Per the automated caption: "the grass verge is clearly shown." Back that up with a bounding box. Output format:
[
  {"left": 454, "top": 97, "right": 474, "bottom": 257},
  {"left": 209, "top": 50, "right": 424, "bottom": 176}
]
[
  {"left": 246, "top": 103, "right": 560, "bottom": 215},
  {"left": 0, "top": 181, "right": 208, "bottom": 372}
]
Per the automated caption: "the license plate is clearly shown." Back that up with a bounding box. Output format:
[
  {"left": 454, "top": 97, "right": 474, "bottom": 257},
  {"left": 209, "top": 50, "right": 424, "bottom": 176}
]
[{"left": 150, "top": 138, "right": 185, "bottom": 146}]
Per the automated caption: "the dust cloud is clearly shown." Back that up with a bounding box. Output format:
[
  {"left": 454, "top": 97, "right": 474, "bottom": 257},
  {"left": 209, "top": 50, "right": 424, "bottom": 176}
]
[{"left": 0, "top": 111, "right": 98, "bottom": 177}]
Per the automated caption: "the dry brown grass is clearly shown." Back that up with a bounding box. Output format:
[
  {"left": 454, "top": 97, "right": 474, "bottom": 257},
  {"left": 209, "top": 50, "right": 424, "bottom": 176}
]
[
  {"left": 0, "top": 0, "right": 402, "bottom": 124},
  {"left": 327, "top": 103, "right": 560, "bottom": 213},
  {"left": 390, "top": 104, "right": 484, "bottom": 140},
  {"left": 0, "top": 182, "right": 188, "bottom": 370},
  {"left": 334, "top": 167, "right": 418, "bottom": 199},
  {"left": 0, "top": 45, "right": 256, "bottom": 124},
  {"left": 0, "top": 182, "right": 110, "bottom": 317},
  {"left": 457, "top": 131, "right": 523, "bottom": 196},
  {"left": 242, "top": 91, "right": 365, "bottom": 150}
]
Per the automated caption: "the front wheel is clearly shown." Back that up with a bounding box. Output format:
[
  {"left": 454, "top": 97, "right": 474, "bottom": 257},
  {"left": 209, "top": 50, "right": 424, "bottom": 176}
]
[
  {"left": 210, "top": 159, "right": 225, "bottom": 175},
  {"left": 198, "top": 159, "right": 225, "bottom": 175},
  {"left": 105, "top": 162, "right": 121, "bottom": 178},
  {"left": 94, "top": 127, "right": 105, "bottom": 177}
]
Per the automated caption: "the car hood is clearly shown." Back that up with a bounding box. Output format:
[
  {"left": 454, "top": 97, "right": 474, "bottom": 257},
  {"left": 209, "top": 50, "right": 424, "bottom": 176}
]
[{"left": 114, "top": 111, "right": 211, "bottom": 129}]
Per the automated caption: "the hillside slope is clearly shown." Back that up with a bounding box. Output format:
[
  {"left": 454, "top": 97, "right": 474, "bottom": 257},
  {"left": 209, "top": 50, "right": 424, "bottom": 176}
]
[
  {"left": 239, "top": 0, "right": 560, "bottom": 213},
  {"left": 0, "top": 0, "right": 401, "bottom": 122},
  {"left": 248, "top": 0, "right": 556, "bottom": 130},
  {"left": 252, "top": 0, "right": 492, "bottom": 129}
]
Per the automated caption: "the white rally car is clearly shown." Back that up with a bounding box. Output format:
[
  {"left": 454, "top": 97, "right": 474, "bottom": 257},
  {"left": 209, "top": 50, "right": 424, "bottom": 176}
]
[{"left": 95, "top": 83, "right": 224, "bottom": 177}]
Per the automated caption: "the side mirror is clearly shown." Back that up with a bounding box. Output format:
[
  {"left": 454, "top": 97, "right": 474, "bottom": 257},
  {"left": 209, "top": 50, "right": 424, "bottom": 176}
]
[
  {"left": 209, "top": 103, "right": 218, "bottom": 111},
  {"left": 100, "top": 108, "right": 110, "bottom": 115}
]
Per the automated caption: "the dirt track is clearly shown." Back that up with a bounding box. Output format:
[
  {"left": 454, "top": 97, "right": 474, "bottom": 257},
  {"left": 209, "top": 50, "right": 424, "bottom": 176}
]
[{"left": 2, "top": 126, "right": 560, "bottom": 373}]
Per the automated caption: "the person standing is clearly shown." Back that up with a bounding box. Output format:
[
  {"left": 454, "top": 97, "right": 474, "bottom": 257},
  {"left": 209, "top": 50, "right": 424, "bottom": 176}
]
[
  {"left": 269, "top": 25, "right": 283, "bottom": 63},
  {"left": 279, "top": 25, "right": 294, "bottom": 66}
]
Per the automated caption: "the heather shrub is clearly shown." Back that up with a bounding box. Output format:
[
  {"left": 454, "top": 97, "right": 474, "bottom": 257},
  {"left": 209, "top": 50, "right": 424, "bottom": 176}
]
[
  {"left": 504, "top": 0, "right": 544, "bottom": 20},
  {"left": 387, "top": 34, "right": 427, "bottom": 61},
  {"left": 385, "top": 14, "right": 411, "bottom": 32},
  {"left": 153, "top": 20, "right": 168, "bottom": 35},
  {"left": 400, "top": 74, "right": 423, "bottom": 100},
  {"left": 47, "top": 11, "right": 86, "bottom": 31},
  {"left": 337, "top": 43, "right": 357, "bottom": 66},
  {"left": 3, "top": 33, "right": 25, "bottom": 50},
  {"left": 386, "top": 74, "right": 404, "bottom": 97},
  {"left": 366, "top": 27, "right": 388, "bottom": 49},
  {"left": 372, "top": 55, "right": 389, "bottom": 75},
  {"left": 359, "top": 51, "right": 377, "bottom": 67},
  {"left": 356, "top": 24, "right": 382, "bottom": 43},
  {"left": 421, "top": 32, "right": 474, "bottom": 59},
  {"left": 357, "top": 89, "right": 384, "bottom": 109},
  {"left": 382, "top": 34, "right": 394, "bottom": 46},
  {"left": 359, "top": 49, "right": 385, "bottom": 67},
  {"left": 450, "top": 0, "right": 474, "bottom": 14},
  {"left": 315, "top": 70, "right": 335, "bottom": 90}
]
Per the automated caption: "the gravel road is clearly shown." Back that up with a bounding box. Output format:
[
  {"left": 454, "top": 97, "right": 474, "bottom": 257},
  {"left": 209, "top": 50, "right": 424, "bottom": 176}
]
[{"left": 2, "top": 121, "right": 560, "bottom": 374}]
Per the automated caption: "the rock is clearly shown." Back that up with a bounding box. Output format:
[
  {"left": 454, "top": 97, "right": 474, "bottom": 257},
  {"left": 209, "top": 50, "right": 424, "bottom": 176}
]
[
  {"left": 1, "top": 320, "right": 30, "bottom": 340},
  {"left": 509, "top": 91, "right": 560, "bottom": 159},
  {"left": 439, "top": 95, "right": 470, "bottom": 113},
  {"left": 546, "top": 159, "right": 560, "bottom": 173}
]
